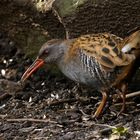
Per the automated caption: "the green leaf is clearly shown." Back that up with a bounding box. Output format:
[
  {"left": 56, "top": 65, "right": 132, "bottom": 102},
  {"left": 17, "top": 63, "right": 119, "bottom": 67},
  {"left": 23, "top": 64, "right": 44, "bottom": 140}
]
[{"left": 112, "top": 126, "right": 128, "bottom": 136}]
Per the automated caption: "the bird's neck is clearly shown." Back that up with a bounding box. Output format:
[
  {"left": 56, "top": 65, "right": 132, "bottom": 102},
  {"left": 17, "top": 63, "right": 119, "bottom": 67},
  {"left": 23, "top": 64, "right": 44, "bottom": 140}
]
[
  {"left": 62, "top": 39, "right": 75, "bottom": 52},
  {"left": 50, "top": 39, "right": 68, "bottom": 65}
]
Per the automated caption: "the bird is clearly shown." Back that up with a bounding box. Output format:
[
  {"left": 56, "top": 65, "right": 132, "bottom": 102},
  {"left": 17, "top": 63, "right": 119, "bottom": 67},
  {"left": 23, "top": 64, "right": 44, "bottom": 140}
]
[{"left": 20, "top": 30, "right": 140, "bottom": 118}]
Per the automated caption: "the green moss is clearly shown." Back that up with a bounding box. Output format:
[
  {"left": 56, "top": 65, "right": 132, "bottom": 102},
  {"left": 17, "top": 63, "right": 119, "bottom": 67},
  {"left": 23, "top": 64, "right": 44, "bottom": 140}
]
[
  {"left": 15, "top": 29, "right": 48, "bottom": 58},
  {"left": 25, "top": 30, "right": 47, "bottom": 58}
]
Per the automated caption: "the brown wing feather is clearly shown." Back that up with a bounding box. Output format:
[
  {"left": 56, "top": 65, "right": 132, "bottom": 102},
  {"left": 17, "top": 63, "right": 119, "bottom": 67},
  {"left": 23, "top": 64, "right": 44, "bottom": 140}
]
[{"left": 66, "top": 33, "right": 135, "bottom": 71}]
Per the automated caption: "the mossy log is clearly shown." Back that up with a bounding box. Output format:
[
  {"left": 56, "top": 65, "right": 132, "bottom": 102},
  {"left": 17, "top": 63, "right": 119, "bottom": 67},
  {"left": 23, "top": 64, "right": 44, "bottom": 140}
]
[{"left": 0, "top": 0, "right": 65, "bottom": 57}]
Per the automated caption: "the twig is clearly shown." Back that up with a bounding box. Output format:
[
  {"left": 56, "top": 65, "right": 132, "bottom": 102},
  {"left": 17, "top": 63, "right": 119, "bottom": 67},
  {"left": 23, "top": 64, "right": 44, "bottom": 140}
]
[
  {"left": 0, "top": 93, "right": 10, "bottom": 101},
  {"left": 130, "top": 109, "right": 140, "bottom": 114},
  {"left": 48, "top": 98, "right": 78, "bottom": 106},
  {"left": 48, "top": 97, "right": 89, "bottom": 106},
  {"left": 114, "top": 101, "right": 135, "bottom": 106},
  {"left": 0, "top": 114, "right": 7, "bottom": 119},
  {"left": 6, "top": 118, "right": 57, "bottom": 124},
  {"left": 113, "top": 90, "right": 140, "bottom": 102},
  {"left": 126, "top": 91, "right": 140, "bottom": 99},
  {"left": 33, "top": 137, "right": 48, "bottom": 140}
]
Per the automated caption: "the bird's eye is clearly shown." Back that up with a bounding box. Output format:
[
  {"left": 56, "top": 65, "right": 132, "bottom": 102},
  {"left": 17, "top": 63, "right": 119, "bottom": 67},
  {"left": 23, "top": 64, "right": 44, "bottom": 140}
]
[{"left": 41, "top": 50, "right": 48, "bottom": 57}]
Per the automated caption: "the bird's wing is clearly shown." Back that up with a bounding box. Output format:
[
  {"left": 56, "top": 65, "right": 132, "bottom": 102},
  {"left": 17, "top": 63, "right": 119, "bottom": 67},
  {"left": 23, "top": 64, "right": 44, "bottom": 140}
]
[{"left": 68, "top": 33, "right": 135, "bottom": 72}]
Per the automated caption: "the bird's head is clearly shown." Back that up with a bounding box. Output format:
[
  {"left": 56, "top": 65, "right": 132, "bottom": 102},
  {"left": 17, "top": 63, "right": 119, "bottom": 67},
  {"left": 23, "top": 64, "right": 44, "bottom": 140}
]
[{"left": 20, "top": 39, "right": 64, "bottom": 82}]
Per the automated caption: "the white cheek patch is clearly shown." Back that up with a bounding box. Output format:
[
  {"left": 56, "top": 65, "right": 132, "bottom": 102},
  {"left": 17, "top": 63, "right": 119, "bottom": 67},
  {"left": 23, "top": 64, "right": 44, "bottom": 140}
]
[{"left": 121, "top": 44, "right": 132, "bottom": 53}]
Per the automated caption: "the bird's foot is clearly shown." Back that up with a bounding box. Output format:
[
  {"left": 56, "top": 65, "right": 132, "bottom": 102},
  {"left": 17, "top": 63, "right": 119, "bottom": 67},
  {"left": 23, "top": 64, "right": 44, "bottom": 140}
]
[{"left": 92, "top": 91, "right": 107, "bottom": 118}]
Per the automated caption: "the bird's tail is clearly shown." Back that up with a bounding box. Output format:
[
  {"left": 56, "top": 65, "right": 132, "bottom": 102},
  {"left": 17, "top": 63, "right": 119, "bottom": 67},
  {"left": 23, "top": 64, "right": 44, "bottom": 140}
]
[{"left": 121, "top": 30, "right": 140, "bottom": 57}]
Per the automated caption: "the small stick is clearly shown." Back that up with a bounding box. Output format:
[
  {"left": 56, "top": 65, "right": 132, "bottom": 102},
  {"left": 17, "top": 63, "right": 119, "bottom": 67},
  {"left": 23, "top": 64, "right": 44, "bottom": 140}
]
[
  {"left": 130, "top": 109, "right": 140, "bottom": 114},
  {"left": 48, "top": 98, "right": 78, "bottom": 106},
  {"left": 0, "top": 114, "right": 7, "bottom": 119},
  {"left": 48, "top": 97, "right": 89, "bottom": 106},
  {"left": 0, "top": 93, "right": 9, "bottom": 101},
  {"left": 6, "top": 118, "right": 57, "bottom": 124},
  {"left": 113, "top": 90, "right": 140, "bottom": 102},
  {"left": 126, "top": 91, "right": 140, "bottom": 99},
  {"left": 114, "top": 101, "right": 135, "bottom": 106}
]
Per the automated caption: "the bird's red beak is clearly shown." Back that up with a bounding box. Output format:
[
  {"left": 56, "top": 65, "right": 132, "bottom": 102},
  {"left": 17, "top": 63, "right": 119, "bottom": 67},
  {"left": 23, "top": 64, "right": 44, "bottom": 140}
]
[{"left": 20, "top": 58, "right": 44, "bottom": 82}]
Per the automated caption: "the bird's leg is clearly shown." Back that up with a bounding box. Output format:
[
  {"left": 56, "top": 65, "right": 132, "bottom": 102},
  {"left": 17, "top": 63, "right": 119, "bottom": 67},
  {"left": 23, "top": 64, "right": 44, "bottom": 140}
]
[
  {"left": 94, "top": 91, "right": 107, "bottom": 118},
  {"left": 117, "top": 84, "right": 127, "bottom": 116},
  {"left": 119, "top": 84, "right": 127, "bottom": 113}
]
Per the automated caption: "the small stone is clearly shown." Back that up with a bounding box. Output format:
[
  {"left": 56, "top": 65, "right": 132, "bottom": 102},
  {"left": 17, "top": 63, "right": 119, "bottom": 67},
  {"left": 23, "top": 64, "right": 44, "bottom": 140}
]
[
  {"left": 9, "top": 41, "right": 15, "bottom": 47},
  {"left": 62, "top": 132, "right": 75, "bottom": 140},
  {"left": 43, "top": 114, "right": 46, "bottom": 119},
  {"left": 3, "top": 60, "right": 7, "bottom": 64},
  {"left": 9, "top": 59, "right": 13, "bottom": 62},
  {"left": 0, "top": 104, "right": 6, "bottom": 109},
  {"left": 29, "top": 97, "right": 32, "bottom": 102},
  {"left": 1, "top": 69, "right": 6, "bottom": 76},
  {"left": 19, "top": 126, "right": 35, "bottom": 133},
  {"left": 41, "top": 82, "right": 45, "bottom": 86}
]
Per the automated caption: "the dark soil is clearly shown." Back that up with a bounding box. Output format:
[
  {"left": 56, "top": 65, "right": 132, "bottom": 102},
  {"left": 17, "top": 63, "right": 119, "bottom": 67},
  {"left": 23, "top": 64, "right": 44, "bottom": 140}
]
[
  {"left": 58, "top": 0, "right": 140, "bottom": 39},
  {"left": 0, "top": 33, "right": 140, "bottom": 140}
]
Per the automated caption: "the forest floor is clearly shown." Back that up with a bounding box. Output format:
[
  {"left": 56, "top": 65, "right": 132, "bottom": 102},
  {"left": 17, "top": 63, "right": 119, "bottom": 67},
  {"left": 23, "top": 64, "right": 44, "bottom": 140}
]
[{"left": 0, "top": 32, "right": 140, "bottom": 140}]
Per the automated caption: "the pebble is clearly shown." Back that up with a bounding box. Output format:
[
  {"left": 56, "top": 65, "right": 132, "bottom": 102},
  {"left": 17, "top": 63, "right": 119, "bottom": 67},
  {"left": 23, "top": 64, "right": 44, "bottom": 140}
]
[
  {"left": 62, "top": 132, "right": 75, "bottom": 140},
  {"left": 9, "top": 41, "right": 15, "bottom": 47},
  {"left": 1, "top": 69, "right": 6, "bottom": 76},
  {"left": 29, "top": 97, "right": 32, "bottom": 102},
  {"left": 0, "top": 104, "right": 6, "bottom": 109}
]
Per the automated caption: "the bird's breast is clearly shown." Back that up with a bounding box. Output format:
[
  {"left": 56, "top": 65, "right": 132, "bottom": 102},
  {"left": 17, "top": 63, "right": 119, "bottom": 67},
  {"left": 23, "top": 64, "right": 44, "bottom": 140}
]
[{"left": 57, "top": 59, "right": 102, "bottom": 89}]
